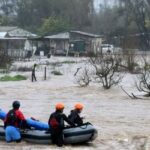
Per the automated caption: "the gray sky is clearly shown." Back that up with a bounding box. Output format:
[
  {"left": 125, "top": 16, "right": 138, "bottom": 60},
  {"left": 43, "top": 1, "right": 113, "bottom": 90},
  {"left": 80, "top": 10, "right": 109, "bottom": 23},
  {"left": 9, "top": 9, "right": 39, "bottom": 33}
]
[
  {"left": 94, "top": 0, "right": 101, "bottom": 7},
  {"left": 94, "top": 0, "right": 115, "bottom": 10}
]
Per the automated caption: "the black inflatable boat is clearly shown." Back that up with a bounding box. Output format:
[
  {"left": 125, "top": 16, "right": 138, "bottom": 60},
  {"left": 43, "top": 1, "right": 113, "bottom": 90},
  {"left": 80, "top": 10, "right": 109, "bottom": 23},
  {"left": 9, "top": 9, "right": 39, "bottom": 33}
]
[{"left": 0, "top": 123, "right": 98, "bottom": 144}]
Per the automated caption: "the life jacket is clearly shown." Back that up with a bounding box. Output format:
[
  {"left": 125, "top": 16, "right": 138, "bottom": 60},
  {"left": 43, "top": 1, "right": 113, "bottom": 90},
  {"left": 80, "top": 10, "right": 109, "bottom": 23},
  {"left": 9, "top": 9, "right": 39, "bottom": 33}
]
[
  {"left": 49, "top": 118, "right": 59, "bottom": 129},
  {"left": 5, "top": 109, "right": 18, "bottom": 127},
  {"left": 48, "top": 111, "right": 67, "bottom": 130}
]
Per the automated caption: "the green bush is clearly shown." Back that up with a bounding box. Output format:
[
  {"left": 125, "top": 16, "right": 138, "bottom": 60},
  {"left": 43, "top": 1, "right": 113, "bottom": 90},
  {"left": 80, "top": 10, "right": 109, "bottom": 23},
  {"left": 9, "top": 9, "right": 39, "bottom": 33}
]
[{"left": 0, "top": 75, "right": 27, "bottom": 81}]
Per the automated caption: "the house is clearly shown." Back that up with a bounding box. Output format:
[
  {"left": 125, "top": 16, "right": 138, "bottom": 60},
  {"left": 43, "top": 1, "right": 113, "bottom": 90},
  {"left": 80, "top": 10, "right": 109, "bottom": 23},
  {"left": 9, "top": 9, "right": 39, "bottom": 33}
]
[
  {"left": 45, "top": 31, "right": 103, "bottom": 56},
  {"left": 28, "top": 37, "right": 50, "bottom": 57},
  {"left": 69, "top": 31, "right": 103, "bottom": 55},
  {"left": 45, "top": 32, "right": 69, "bottom": 55},
  {"left": 0, "top": 26, "right": 36, "bottom": 59}
]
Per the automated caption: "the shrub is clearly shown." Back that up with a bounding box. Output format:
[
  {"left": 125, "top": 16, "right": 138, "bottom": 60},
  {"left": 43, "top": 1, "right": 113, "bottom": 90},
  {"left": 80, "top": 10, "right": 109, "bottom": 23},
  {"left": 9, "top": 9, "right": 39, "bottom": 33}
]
[
  {"left": 0, "top": 75, "right": 27, "bottom": 81},
  {"left": 75, "top": 67, "right": 92, "bottom": 87},
  {"left": 90, "top": 54, "right": 123, "bottom": 89},
  {"left": 61, "top": 61, "right": 76, "bottom": 64},
  {"left": 51, "top": 71, "right": 63, "bottom": 76}
]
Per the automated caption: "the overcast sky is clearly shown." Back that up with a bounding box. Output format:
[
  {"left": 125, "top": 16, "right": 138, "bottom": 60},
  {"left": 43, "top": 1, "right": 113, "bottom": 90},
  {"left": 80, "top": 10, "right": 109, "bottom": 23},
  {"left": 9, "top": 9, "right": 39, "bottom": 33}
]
[{"left": 94, "top": 0, "right": 115, "bottom": 10}]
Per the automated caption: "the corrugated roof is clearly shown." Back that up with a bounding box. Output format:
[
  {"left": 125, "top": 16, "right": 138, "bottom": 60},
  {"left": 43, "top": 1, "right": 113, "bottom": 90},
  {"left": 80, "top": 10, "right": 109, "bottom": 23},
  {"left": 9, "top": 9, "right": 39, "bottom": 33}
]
[
  {"left": 45, "top": 32, "right": 69, "bottom": 39},
  {"left": 70, "top": 31, "right": 101, "bottom": 38},
  {"left": 0, "top": 26, "right": 37, "bottom": 38},
  {"left": 8, "top": 28, "right": 36, "bottom": 37}
]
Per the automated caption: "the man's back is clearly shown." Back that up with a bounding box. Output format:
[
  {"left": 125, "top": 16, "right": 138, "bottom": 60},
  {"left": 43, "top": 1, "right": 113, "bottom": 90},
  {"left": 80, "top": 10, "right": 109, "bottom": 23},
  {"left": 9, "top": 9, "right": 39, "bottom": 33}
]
[
  {"left": 5, "top": 109, "right": 25, "bottom": 128},
  {"left": 68, "top": 110, "right": 83, "bottom": 125}
]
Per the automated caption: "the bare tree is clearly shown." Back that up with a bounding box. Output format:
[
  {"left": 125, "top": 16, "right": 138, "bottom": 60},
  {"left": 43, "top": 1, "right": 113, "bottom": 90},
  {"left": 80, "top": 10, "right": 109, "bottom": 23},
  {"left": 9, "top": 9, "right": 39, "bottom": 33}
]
[
  {"left": 135, "top": 58, "right": 150, "bottom": 96},
  {"left": 121, "top": 49, "right": 139, "bottom": 73},
  {"left": 90, "top": 53, "right": 123, "bottom": 89},
  {"left": 75, "top": 66, "right": 92, "bottom": 87}
]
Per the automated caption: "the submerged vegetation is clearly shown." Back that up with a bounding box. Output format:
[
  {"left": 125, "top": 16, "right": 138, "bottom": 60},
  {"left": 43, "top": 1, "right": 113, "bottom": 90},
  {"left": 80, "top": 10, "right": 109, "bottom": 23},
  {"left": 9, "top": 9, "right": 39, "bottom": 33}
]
[
  {"left": 51, "top": 71, "right": 63, "bottom": 76},
  {"left": 0, "top": 75, "right": 27, "bottom": 81}
]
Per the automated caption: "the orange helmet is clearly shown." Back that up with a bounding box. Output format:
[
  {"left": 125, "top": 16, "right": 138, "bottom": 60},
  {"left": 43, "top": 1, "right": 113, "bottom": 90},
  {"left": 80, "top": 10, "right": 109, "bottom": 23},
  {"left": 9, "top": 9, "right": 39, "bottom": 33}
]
[
  {"left": 75, "top": 103, "right": 84, "bottom": 110},
  {"left": 56, "top": 103, "right": 65, "bottom": 110}
]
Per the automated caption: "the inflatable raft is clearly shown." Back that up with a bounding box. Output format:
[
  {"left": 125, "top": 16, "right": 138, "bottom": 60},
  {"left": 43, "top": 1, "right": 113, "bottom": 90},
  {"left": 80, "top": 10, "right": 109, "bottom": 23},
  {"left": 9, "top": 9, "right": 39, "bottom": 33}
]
[
  {"left": 0, "top": 110, "right": 49, "bottom": 130},
  {"left": 0, "top": 110, "right": 6, "bottom": 120},
  {"left": 0, "top": 123, "right": 98, "bottom": 144}
]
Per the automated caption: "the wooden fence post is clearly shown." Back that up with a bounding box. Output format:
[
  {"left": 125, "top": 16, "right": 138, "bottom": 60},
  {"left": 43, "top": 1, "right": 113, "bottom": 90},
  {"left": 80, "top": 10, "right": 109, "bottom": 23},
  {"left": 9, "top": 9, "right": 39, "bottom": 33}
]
[{"left": 44, "top": 66, "right": 47, "bottom": 80}]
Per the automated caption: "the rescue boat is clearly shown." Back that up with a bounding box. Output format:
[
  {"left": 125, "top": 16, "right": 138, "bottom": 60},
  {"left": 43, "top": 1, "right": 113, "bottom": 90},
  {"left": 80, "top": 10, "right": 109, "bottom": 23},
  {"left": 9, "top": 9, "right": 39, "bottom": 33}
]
[
  {"left": 0, "top": 123, "right": 98, "bottom": 144},
  {"left": 0, "top": 110, "right": 98, "bottom": 144}
]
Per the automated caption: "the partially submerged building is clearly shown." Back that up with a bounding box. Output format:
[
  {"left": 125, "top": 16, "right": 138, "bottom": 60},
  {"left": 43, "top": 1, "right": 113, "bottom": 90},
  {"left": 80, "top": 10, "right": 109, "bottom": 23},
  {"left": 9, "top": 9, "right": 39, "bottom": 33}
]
[
  {"left": 45, "top": 32, "right": 69, "bottom": 56},
  {"left": 0, "top": 26, "right": 36, "bottom": 59},
  {"left": 69, "top": 31, "right": 103, "bottom": 55},
  {"left": 45, "top": 31, "right": 103, "bottom": 56},
  {"left": 28, "top": 37, "right": 50, "bottom": 57},
  {"left": 0, "top": 27, "right": 103, "bottom": 58}
]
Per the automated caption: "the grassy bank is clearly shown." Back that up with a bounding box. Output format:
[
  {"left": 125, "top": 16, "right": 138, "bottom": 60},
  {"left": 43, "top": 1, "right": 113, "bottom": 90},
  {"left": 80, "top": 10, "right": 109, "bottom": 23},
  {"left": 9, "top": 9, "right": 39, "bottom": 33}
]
[{"left": 0, "top": 75, "right": 27, "bottom": 81}]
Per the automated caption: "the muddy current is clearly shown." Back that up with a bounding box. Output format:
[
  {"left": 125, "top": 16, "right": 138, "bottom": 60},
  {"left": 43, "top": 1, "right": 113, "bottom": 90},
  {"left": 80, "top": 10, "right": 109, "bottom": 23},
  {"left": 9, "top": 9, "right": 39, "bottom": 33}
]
[{"left": 0, "top": 73, "right": 150, "bottom": 150}]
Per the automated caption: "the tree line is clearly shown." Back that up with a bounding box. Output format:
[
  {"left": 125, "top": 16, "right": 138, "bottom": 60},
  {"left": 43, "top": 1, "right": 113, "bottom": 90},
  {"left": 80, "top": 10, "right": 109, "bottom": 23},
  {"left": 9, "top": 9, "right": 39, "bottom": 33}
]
[
  {"left": 0, "top": 0, "right": 94, "bottom": 34},
  {"left": 0, "top": 0, "right": 150, "bottom": 50}
]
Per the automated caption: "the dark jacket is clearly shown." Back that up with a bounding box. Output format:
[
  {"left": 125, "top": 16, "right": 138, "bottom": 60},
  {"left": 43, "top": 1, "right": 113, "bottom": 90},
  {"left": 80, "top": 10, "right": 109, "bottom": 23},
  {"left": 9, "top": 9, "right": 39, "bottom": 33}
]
[
  {"left": 32, "top": 66, "right": 35, "bottom": 75},
  {"left": 68, "top": 110, "right": 83, "bottom": 126},
  {"left": 49, "top": 111, "right": 75, "bottom": 129}
]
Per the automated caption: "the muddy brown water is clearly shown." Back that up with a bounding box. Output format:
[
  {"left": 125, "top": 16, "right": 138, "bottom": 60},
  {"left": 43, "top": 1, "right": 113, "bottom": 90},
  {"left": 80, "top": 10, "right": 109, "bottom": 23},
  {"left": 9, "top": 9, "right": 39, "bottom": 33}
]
[{"left": 0, "top": 76, "right": 150, "bottom": 149}]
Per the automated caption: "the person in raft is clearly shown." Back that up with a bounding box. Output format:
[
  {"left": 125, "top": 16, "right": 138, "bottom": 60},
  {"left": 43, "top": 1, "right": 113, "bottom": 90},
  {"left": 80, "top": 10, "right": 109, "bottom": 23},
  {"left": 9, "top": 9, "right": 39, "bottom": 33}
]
[
  {"left": 4, "top": 101, "right": 27, "bottom": 143},
  {"left": 68, "top": 103, "right": 84, "bottom": 126},
  {"left": 48, "top": 103, "right": 75, "bottom": 147}
]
